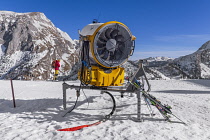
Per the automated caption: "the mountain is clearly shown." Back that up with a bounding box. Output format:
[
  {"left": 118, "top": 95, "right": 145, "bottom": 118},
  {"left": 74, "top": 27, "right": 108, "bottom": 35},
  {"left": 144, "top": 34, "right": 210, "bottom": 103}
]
[
  {"left": 123, "top": 40, "right": 210, "bottom": 80},
  {"left": 173, "top": 40, "right": 210, "bottom": 79},
  {"left": 0, "top": 11, "right": 79, "bottom": 80},
  {"left": 122, "top": 58, "right": 173, "bottom": 80},
  {"left": 144, "top": 56, "right": 173, "bottom": 67}
]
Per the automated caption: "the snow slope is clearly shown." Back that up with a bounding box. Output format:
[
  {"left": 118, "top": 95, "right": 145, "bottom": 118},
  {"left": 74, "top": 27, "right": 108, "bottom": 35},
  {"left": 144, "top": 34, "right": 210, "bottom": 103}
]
[{"left": 0, "top": 80, "right": 210, "bottom": 140}]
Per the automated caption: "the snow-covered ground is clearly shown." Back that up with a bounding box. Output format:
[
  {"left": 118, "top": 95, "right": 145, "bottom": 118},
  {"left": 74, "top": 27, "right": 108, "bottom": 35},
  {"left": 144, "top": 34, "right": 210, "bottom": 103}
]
[{"left": 0, "top": 80, "right": 210, "bottom": 140}]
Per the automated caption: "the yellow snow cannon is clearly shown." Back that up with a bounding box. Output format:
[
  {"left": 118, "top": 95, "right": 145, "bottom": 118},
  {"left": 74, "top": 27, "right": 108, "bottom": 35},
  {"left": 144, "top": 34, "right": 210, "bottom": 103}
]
[{"left": 79, "top": 21, "right": 136, "bottom": 87}]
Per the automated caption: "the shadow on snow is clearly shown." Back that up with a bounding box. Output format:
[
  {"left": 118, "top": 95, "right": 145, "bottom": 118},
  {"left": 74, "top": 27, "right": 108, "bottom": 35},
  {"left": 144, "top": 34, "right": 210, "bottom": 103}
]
[
  {"left": 184, "top": 79, "right": 210, "bottom": 88},
  {"left": 154, "top": 90, "right": 210, "bottom": 94},
  {"left": 0, "top": 96, "right": 141, "bottom": 124}
]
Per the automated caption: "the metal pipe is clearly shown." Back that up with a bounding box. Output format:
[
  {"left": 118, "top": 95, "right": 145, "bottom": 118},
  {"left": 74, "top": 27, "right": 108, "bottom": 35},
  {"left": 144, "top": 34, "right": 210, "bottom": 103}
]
[
  {"left": 136, "top": 89, "right": 142, "bottom": 122},
  {"left": 10, "top": 79, "right": 16, "bottom": 108},
  {"left": 63, "top": 82, "right": 67, "bottom": 110}
]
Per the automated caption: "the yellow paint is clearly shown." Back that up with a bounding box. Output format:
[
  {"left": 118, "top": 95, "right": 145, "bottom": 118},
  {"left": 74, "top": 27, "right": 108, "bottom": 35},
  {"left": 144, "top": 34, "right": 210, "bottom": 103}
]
[
  {"left": 132, "top": 35, "right": 136, "bottom": 41},
  {"left": 78, "top": 66, "right": 124, "bottom": 86}
]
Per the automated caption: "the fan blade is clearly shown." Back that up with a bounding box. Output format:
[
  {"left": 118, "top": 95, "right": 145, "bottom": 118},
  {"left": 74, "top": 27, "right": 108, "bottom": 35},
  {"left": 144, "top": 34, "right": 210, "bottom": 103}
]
[
  {"left": 110, "top": 29, "right": 119, "bottom": 39},
  {"left": 97, "top": 37, "right": 106, "bottom": 42},
  {"left": 110, "top": 51, "right": 115, "bottom": 61},
  {"left": 97, "top": 39, "right": 106, "bottom": 47},
  {"left": 99, "top": 31, "right": 108, "bottom": 41},
  {"left": 115, "top": 47, "right": 122, "bottom": 60},
  {"left": 114, "top": 50, "right": 120, "bottom": 60},
  {"left": 99, "top": 52, "right": 105, "bottom": 57},
  {"left": 116, "top": 42, "right": 127, "bottom": 59},
  {"left": 99, "top": 49, "right": 107, "bottom": 57},
  {"left": 105, "top": 28, "right": 113, "bottom": 39},
  {"left": 115, "top": 35, "right": 124, "bottom": 42},
  {"left": 97, "top": 46, "right": 106, "bottom": 50},
  {"left": 117, "top": 42, "right": 125, "bottom": 49},
  {"left": 106, "top": 52, "right": 111, "bottom": 61}
]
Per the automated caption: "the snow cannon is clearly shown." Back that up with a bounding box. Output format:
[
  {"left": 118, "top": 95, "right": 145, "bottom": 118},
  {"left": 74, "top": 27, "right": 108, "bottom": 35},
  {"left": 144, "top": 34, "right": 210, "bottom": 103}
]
[{"left": 79, "top": 21, "right": 136, "bottom": 87}]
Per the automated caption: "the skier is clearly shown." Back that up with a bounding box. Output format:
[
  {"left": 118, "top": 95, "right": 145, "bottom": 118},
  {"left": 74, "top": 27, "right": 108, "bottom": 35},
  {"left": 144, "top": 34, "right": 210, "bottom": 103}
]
[{"left": 52, "top": 59, "right": 60, "bottom": 81}]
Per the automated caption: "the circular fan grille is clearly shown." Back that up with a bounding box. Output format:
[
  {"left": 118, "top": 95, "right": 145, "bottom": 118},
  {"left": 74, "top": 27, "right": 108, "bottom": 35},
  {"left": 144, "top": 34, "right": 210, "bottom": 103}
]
[{"left": 93, "top": 23, "right": 133, "bottom": 68}]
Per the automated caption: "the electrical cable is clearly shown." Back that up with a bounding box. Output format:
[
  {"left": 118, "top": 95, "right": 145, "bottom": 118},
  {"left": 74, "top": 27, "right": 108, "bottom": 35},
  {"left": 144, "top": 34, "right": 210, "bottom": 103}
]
[
  {"left": 102, "top": 91, "right": 116, "bottom": 120},
  {"left": 82, "top": 88, "right": 89, "bottom": 109},
  {"left": 80, "top": 40, "right": 92, "bottom": 85},
  {"left": 63, "top": 40, "right": 91, "bottom": 117},
  {"left": 63, "top": 96, "right": 79, "bottom": 117}
]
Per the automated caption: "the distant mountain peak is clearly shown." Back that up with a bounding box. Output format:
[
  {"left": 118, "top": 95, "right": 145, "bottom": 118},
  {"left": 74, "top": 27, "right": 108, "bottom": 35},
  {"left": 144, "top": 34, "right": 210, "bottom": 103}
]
[
  {"left": 145, "top": 56, "right": 173, "bottom": 62},
  {"left": 197, "top": 40, "right": 210, "bottom": 52}
]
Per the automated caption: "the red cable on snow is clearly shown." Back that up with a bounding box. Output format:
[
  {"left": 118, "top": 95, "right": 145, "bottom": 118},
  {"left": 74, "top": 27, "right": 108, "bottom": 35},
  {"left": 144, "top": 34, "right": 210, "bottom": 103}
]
[{"left": 57, "top": 121, "right": 101, "bottom": 131}]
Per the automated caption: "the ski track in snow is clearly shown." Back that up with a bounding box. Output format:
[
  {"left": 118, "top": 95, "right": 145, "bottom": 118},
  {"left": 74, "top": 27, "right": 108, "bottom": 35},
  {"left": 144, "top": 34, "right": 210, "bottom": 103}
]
[{"left": 0, "top": 80, "right": 210, "bottom": 140}]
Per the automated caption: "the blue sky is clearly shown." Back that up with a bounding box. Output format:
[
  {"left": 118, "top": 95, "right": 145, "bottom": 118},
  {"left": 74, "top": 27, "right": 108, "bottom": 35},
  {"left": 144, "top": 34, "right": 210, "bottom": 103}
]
[{"left": 1, "top": 0, "right": 210, "bottom": 59}]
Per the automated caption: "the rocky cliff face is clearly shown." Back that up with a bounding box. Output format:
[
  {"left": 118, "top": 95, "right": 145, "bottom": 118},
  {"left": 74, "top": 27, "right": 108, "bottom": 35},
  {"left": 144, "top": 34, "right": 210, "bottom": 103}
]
[
  {"left": 0, "top": 11, "right": 79, "bottom": 80},
  {"left": 173, "top": 40, "right": 210, "bottom": 79}
]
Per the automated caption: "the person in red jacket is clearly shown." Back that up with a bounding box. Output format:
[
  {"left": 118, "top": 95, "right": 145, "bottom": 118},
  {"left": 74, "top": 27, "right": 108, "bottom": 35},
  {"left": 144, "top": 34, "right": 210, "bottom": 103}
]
[{"left": 53, "top": 59, "right": 60, "bottom": 80}]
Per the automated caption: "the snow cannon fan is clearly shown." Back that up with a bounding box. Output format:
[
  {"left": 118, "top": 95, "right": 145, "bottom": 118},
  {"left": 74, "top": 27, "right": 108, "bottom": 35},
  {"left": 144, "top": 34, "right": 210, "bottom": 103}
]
[{"left": 79, "top": 21, "right": 136, "bottom": 87}]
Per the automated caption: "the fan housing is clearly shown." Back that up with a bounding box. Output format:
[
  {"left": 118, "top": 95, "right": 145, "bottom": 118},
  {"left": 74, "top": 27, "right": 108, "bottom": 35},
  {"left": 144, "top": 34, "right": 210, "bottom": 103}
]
[
  {"left": 79, "top": 21, "right": 136, "bottom": 86},
  {"left": 80, "top": 21, "right": 135, "bottom": 68}
]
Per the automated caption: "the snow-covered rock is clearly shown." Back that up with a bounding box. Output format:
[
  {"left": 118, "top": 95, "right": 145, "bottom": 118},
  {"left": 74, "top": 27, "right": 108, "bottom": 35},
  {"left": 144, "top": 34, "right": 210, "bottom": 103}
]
[
  {"left": 0, "top": 11, "right": 79, "bottom": 80},
  {"left": 173, "top": 40, "right": 210, "bottom": 79}
]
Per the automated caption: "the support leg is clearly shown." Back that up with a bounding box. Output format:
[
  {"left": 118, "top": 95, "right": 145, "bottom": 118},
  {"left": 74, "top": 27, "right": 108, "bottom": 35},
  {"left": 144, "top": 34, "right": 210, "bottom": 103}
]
[
  {"left": 136, "top": 89, "right": 142, "bottom": 122},
  {"left": 63, "top": 83, "right": 67, "bottom": 110}
]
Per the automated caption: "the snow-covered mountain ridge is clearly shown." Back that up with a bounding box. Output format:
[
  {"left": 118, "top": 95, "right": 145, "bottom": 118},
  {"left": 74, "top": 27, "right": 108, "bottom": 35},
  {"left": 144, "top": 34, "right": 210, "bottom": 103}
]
[
  {"left": 123, "top": 40, "right": 210, "bottom": 80},
  {"left": 145, "top": 56, "right": 173, "bottom": 62},
  {"left": 0, "top": 11, "right": 79, "bottom": 80}
]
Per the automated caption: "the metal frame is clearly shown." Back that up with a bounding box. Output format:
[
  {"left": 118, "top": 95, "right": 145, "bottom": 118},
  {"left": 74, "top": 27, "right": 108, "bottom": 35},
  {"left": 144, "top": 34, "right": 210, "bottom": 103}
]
[{"left": 62, "top": 61, "right": 150, "bottom": 122}]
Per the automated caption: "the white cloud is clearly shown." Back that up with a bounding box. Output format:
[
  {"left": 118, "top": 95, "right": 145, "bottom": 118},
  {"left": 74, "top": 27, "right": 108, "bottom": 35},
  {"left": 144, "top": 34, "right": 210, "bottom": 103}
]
[
  {"left": 129, "top": 34, "right": 209, "bottom": 60},
  {"left": 155, "top": 34, "right": 210, "bottom": 43},
  {"left": 130, "top": 50, "right": 195, "bottom": 60}
]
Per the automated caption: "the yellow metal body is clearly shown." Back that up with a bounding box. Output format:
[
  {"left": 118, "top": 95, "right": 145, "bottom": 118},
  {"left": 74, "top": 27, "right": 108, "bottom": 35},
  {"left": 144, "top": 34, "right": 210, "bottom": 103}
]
[
  {"left": 79, "top": 21, "right": 135, "bottom": 87},
  {"left": 79, "top": 66, "right": 124, "bottom": 87}
]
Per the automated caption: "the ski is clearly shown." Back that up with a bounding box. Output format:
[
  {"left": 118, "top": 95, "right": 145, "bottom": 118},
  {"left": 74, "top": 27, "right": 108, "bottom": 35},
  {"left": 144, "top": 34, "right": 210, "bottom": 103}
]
[
  {"left": 171, "top": 113, "right": 187, "bottom": 125},
  {"left": 129, "top": 79, "right": 186, "bottom": 124},
  {"left": 143, "top": 95, "right": 155, "bottom": 116},
  {"left": 154, "top": 104, "right": 170, "bottom": 121},
  {"left": 142, "top": 92, "right": 187, "bottom": 125}
]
